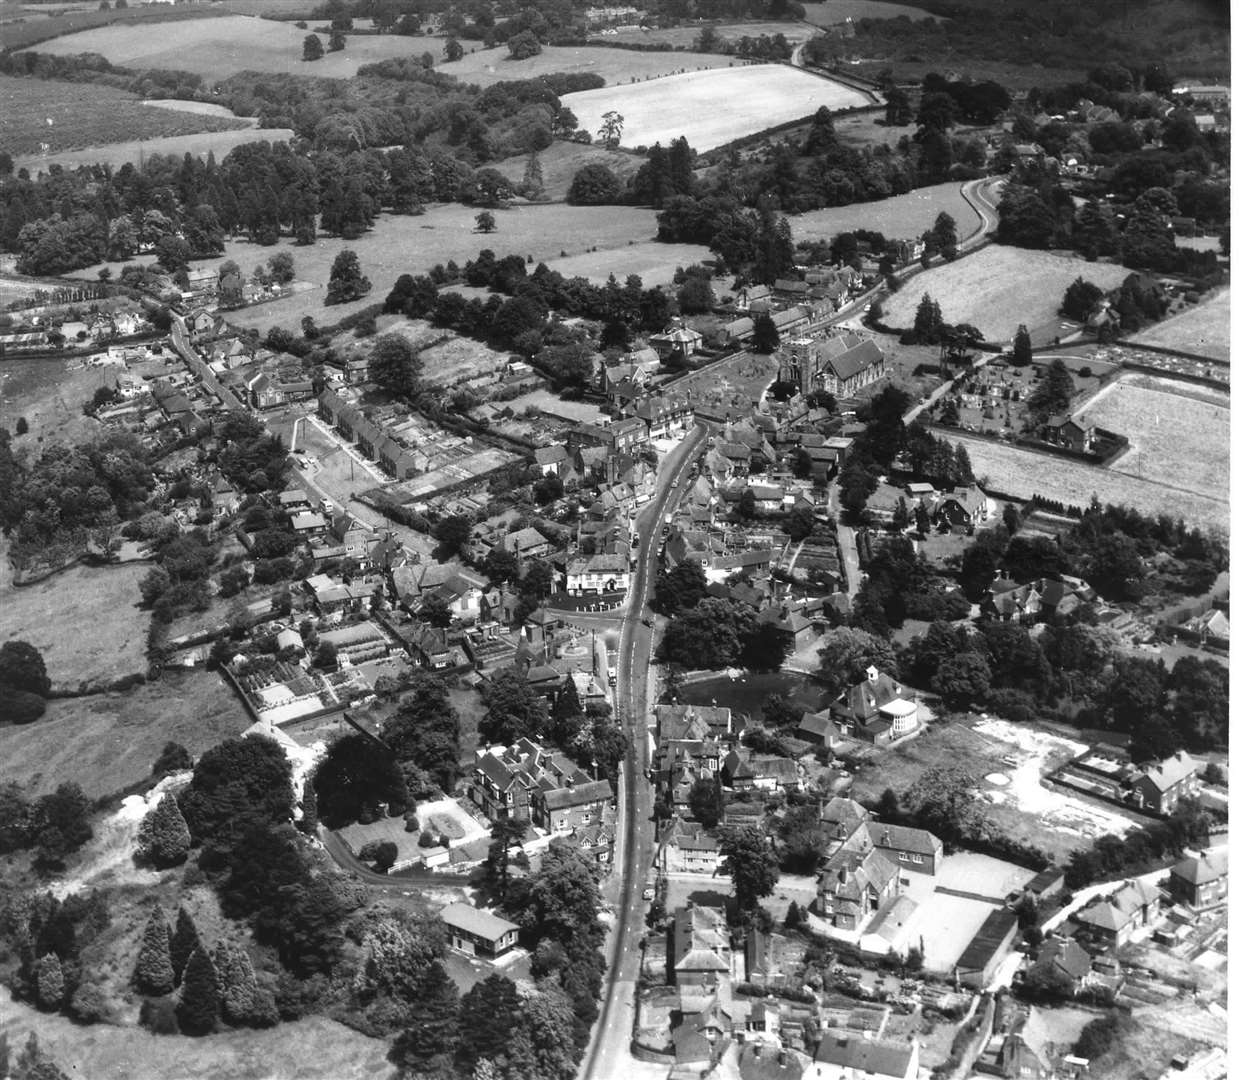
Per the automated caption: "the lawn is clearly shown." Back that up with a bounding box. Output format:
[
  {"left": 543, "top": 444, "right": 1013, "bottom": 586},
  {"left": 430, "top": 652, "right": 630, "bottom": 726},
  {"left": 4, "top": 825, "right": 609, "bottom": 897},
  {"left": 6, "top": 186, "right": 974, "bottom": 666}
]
[
  {"left": 1128, "top": 286, "right": 1230, "bottom": 362},
  {"left": 667, "top": 350, "right": 782, "bottom": 419},
  {"left": 69, "top": 203, "right": 665, "bottom": 333},
  {"left": 562, "top": 64, "right": 871, "bottom": 151},
  {"left": 952, "top": 430, "right": 1229, "bottom": 533},
  {"left": 0, "top": 1000, "right": 391, "bottom": 1080},
  {"left": 0, "top": 670, "right": 249, "bottom": 799},
  {"left": 492, "top": 140, "right": 644, "bottom": 202},
  {"left": 882, "top": 246, "right": 1131, "bottom": 344},
  {"left": 17, "top": 127, "right": 295, "bottom": 174},
  {"left": 0, "top": 562, "right": 151, "bottom": 693},
  {"left": 0, "top": 75, "right": 249, "bottom": 158},
  {"left": 1076, "top": 374, "right": 1229, "bottom": 504},
  {"left": 789, "top": 181, "right": 978, "bottom": 248}
]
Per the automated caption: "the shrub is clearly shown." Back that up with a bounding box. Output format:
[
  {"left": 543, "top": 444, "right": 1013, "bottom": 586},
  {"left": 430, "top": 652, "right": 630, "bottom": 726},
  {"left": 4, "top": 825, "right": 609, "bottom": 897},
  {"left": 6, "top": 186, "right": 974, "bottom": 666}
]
[{"left": 139, "top": 995, "right": 179, "bottom": 1034}]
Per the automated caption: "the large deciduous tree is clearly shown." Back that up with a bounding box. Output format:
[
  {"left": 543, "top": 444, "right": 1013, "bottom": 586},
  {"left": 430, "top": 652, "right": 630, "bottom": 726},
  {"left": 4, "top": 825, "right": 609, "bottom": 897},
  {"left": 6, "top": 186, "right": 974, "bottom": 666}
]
[{"left": 720, "top": 825, "right": 779, "bottom": 913}]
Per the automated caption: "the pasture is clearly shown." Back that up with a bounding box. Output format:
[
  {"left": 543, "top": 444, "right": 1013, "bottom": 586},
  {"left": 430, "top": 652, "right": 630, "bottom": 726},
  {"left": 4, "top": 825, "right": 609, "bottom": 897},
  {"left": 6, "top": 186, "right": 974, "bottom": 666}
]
[
  {"left": 441, "top": 41, "right": 736, "bottom": 86},
  {"left": 1128, "top": 286, "right": 1230, "bottom": 362},
  {"left": 0, "top": 562, "right": 151, "bottom": 694},
  {"left": 951, "top": 431, "right": 1229, "bottom": 533},
  {"left": 0, "top": 75, "right": 248, "bottom": 158},
  {"left": 799, "top": 0, "right": 940, "bottom": 25},
  {"left": 492, "top": 140, "right": 643, "bottom": 201},
  {"left": 0, "top": 354, "right": 115, "bottom": 445},
  {"left": 543, "top": 240, "right": 713, "bottom": 286},
  {"left": 0, "top": 671, "right": 248, "bottom": 799},
  {"left": 1075, "top": 374, "right": 1229, "bottom": 504},
  {"left": 882, "top": 246, "right": 1131, "bottom": 343},
  {"left": 562, "top": 64, "right": 870, "bottom": 151},
  {"left": 16, "top": 127, "right": 296, "bottom": 173},
  {"left": 590, "top": 19, "right": 818, "bottom": 47},
  {"left": 71, "top": 203, "right": 665, "bottom": 332},
  {"left": 790, "top": 181, "right": 976, "bottom": 247}
]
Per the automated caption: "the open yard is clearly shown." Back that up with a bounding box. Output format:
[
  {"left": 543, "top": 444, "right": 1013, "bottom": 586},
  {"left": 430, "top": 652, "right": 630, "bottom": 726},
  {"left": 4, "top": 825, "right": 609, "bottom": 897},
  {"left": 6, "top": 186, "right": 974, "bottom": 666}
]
[
  {"left": 0, "top": 670, "right": 249, "bottom": 799},
  {"left": 1128, "top": 286, "right": 1230, "bottom": 362},
  {"left": 882, "top": 246, "right": 1131, "bottom": 344},
  {"left": 1076, "top": 374, "right": 1229, "bottom": 504},
  {"left": 69, "top": 203, "right": 665, "bottom": 333},
  {"left": 0, "top": 562, "right": 150, "bottom": 693},
  {"left": 0, "top": 75, "right": 248, "bottom": 158},
  {"left": 790, "top": 181, "right": 977, "bottom": 247},
  {"left": 669, "top": 350, "right": 781, "bottom": 419},
  {"left": 0, "top": 999, "right": 391, "bottom": 1080},
  {"left": 563, "top": 64, "right": 871, "bottom": 151},
  {"left": 952, "top": 431, "right": 1229, "bottom": 533}
]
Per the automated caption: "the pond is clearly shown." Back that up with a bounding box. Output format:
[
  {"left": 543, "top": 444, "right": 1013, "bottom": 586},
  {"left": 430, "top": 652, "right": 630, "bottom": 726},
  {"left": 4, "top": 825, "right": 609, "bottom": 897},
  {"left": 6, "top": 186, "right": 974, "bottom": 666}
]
[{"left": 678, "top": 670, "right": 828, "bottom": 724}]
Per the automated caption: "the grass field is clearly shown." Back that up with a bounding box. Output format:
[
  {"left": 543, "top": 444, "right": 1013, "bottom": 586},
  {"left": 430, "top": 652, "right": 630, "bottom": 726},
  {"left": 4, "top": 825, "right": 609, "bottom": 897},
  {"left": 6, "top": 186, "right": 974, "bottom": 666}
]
[
  {"left": 0, "top": 670, "right": 249, "bottom": 798},
  {"left": 1128, "top": 286, "right": 1230, "bottom": 362},
  {"left": 883, "top": 246, "right": 1131, "bottom": 343},
  {"left": 25, "top": 16, "right": 736, "bottom": 82},
  {"left": 800, "top": 0, "right": 939, "bottom": 25},
  {"left": 1076, "top": 374, "right": 1229, "bottom": 503},
  {"left": 16, "top": 126, "right": 297, "bottom": 173},
  {"left": 563, "top": 65, "right": 871, "bottom": 151},
  {"left": 0, "top": 354, "right": 113, "bottom": 445},
  {"left": 0, "top": 75, "right": 248, "bottom": 157},
  {"left": 790, "top": 181, "right": 976, "bottom": 247},
  {"left": 492, "top": 140, "right": 643, "bottom": 202},
  {"left": 0, "top": 562, "right": 151, "bottom": 693},
  {"left": 953, "top": 431, "right": 1229, "bottom": 533},
  {"left": 590, "top": 19, "right": 819, "bottom": 47},
  {"left": 71, "top": 203, "right": 664, "bottom": 332},
  {"left": 543, "top": 239, "right": 712, "bottom": 286}
]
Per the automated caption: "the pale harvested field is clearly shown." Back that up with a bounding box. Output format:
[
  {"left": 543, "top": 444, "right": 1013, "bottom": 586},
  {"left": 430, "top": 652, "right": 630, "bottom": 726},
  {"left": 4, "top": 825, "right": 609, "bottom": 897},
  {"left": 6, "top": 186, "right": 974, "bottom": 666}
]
[
  {"left": 790, "top": 181, "right": 976, "bottom": 246},
  {"left": 955, "top": 433, "right": 1229, "bottom": 533},
  {"left": 16, "top": 127, "right": 296, "bottom": 173},
  {"left": 0, "top": 562, "right": 150, "bottom": 693},
  {"left": 1128, "top": 287, "right": 1230, "bottom": 361},
  {"left": 1075, "top": 374, "right": 1229, "bottom": 502},
  {"left": 25, "top": 16, "right": 734, "bottom": 82},
  {"left": 563, "top": 64, "right": 870, "bottom": 151},
  {"left": 883, "top": 246, "right": 1131, "bottom": 343},
  {"left": 69, "top": 203, "right": 662, "bottom": 332}
]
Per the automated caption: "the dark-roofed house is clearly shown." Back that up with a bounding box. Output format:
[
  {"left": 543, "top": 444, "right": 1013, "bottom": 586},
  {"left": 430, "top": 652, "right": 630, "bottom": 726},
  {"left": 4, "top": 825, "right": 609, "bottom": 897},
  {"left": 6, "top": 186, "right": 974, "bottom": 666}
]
[
  {"left": 1032, "top": 936, "right": 1094, "bottom": 995},
  {"left": 536, "top": 778, "right": 615, "bottom": 835},
  {"left": 534, "top": 443, "right": 570, "bottom": 477},
  {"left": 1072, "top": 878, "right": 1160, "bottom": 946},
  {"left": 670, "top": 904, "right": 731, "bottom": 990},
  {"left": 1169, "top": 851, "right": 1228, "bottom": 908},
  {"left": 1042, "top": 416, "right": 1096, "bottom": 454},
  {"left": 795, "top": 710, "right": 839, "bottom": 748},
  {"left": 658, "top": 815, "right": 723, "bottom": 874},
  {"left": 867, "top": 820, "right": 943, "bottom": 875},
  {"left": 829, "top": 665, "right": 921, "bottom": 745},
  {"left": 814, "top": 1033, "right": 919, "bottom": 1080},
  {"left": 933, "top": 485, "right": 988, "bottom": 529},
  {"left": 440, "top": 902, "right": 519, "bottom": 958},
  {"left": 1128, "top": 751, "right": 1199, "bottom": 814}
]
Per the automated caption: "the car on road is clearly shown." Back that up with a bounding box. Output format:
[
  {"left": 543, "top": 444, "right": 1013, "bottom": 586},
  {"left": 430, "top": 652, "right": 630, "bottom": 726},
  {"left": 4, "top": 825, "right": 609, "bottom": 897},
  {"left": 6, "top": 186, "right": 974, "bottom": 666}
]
[{"left": 641, "top": 617, "right": 652, "bottom": 627}]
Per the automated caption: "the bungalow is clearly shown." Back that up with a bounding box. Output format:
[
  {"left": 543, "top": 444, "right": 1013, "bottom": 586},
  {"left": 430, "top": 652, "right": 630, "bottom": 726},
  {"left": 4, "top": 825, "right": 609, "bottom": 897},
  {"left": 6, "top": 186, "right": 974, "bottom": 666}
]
[
  {"left": 1127, "top": 750, "right": 1199, "bottom": 814},
  {"left": 290, "top": 510, "right": 330, "bottom": 540},
  {"left": 440, "top": 902, "right": 519, "bottom": 959},
  {"left": 1168, "top": 851, "right": 1227, "bottom": 909},
  {"left": 1042, "top": 416, "right": 1096, "bottom": 454},
  {"left": 1031, "top": 936, "right": 1094, "bottom": 995}
]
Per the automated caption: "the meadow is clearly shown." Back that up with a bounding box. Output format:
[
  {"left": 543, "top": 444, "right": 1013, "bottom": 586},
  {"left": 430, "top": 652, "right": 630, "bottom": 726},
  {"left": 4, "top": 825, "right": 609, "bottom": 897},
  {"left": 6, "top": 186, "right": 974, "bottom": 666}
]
[
  {"left": 16, "top": 127, "right": 296, "bottom": 173},
  {"left": 0, "top": 75, "right": 248, "bottom": 158},
  {"left": 789, "top": 181, "right": 976, "bottom": 247},
  {"left": 563, "top": 64, "right": 870, "bottom": 151},
  {"left": 589, "top": 19, "right": 818, "bottom": 47},
  {"left": 949, "top": 430, "right": 1229, "bottom": 533},
  {"left": 799, "top": 0, "right": 939, "bottom": 25},
  {"left": 1076, "top": 375, "right": 1229, "bottom": 504},
  {"left": 0, "top": 354, "right": 116, "bottom": 444},
  {"left": 492, "top": 140, "right": 643, "bottom": 201},
  {"left": 24, "top": 15, "right": 736, "bottom": 83},
  {"left": 1128, "top": 286, "right": 1230, "bottom": 362},
  {"left": 882, "top": 246, "right": 1131, "bottom": 343}
]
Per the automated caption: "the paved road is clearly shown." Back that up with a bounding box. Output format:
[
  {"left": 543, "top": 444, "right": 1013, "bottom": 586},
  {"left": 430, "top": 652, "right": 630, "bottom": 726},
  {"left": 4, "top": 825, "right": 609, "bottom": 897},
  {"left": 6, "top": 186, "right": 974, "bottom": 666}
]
[
  {"left": 579, "top": 422, "right": 709, "bottom": 1080},
  {"left": 169, "top": 313, "right": 247, "bottom": 412}
]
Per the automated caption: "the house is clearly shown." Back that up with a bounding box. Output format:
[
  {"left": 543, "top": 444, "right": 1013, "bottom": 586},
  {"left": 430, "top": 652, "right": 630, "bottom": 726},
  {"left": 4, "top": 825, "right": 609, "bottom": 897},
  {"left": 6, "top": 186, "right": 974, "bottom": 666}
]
[
  {"left": 996, "top": 1008, "right": 1058, "bottom": 1080},
  {"left": 1031, "top": 936, "right": 1094, "bottom": 995},
  {"left": 290, "top": 511, "right": 330, "bottom": 540},
  {"left": 670, "top": 903, "right": 731, "bottom": 990},
  {"left": 658, "top": 815, "right": 723, "bottom": 874},
  {"left": 634, "top": 393, "right": 694, "bottom": 439},
  {"left": 721, "top": 750, "right": 799, "bottom": 792},
  {"left": 500, "top": 525, "right": 553, "bottom": 560},
  {"left": 377, "top": 436, "right": 419, "bottom": 480},
  {"left": 400, "top": 622, "right": 453, "bottom": 669},
  {"left": 440, "top": 902, "right": 519, "bottom": 958},
  {"left": 1072, "top": 878, "right": 1160, "bottom": 946},
  {"left": 1168, "top": 851, "right": 1227, "bottom": 908},
  {"left": 829, "top": 666, "right": 921, "bottom": 745},
  {"left": 534, "top": 444, "right": 570, "bottom": 478},
  {"left": 1127, "top": 750, "right": 1199, "bottom": 814},
  {"left": 650, "top": 320, "right": 704, "bottom": 363},
  {"left": 565, "top": 553, "right": 630, "bottom": 595},
  {"left": 538, "top": 778, "right": 615, "bottom": 835},
  {"left": 795, "top": 710, "right": 839, "bottom": 748},
  {"left": 814, "top": 1034, "right": 919, "bottom": 1080},
  {"left": 736, "top": 284, "right": 773, "bottom": 311},
  {"left": 1042, "top": 415, "right": 1096, "bottom": 454},
  {"left": 867, "top": 821, "right": 942, "bottom": 875},
  {"left": 932, "top": 485, "right": 988, "bottom": 529},
  {"left": 392, "top": 562, "right": 487, "bottom": 623}
]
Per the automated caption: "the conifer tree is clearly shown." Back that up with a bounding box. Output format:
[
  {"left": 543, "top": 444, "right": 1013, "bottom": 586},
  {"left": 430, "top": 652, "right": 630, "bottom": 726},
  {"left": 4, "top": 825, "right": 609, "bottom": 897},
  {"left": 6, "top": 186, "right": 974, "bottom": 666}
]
[
  {"left": 137, "top": 794, "right": 191, "bottom": 868},
  {"left": 456, "top": 973, "right": 520, "bottom": 1073},
  {"left": 521, "top": 151, "right": 545, "bottom": 201},
  {"left": 299, "top": 773, "right": 319, "bottom": 835},
  {"left": 36, "top": 952, "right": 64, "bottom": 1010},
  {"left": 133, "top": 908, "right": 175, "bottom": 996},
  {"left": 1012, "top": 324, "right": 1033, "bottom": 366},
  {"left": 215, "top": 941, "right": 258, "bottom": 1026},
  {"left": 176, "top": 945, "right": 219, "bottom": 1036},
  {"left": 391, "top": 961, "right": 460, "bottom": 1076},
  {"left": 170, "top": 906, "right": 202, "bottom": 986}
]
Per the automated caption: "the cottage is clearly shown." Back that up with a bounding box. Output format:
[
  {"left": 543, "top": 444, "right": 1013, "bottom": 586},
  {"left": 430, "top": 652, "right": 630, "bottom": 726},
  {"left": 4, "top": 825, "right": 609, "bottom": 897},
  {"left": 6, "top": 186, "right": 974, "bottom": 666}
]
[
  {"left": 440, "top": 902, "right": 519, "bottom": 958},
  {"left": 534, "top": 444, "right": 570, "bottom": 477},
  {"left": 658, "top": 815, "right": 723, "bottom": 874}
]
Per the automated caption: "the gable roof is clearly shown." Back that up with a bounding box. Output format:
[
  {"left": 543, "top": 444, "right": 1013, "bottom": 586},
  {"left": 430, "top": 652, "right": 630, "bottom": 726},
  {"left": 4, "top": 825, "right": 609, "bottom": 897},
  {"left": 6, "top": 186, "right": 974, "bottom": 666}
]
[
  {"left": 440, "top": 902, "right": 519, "bottom": 941},
  {"left": 814, "top": 1034, "right": 915, "bottom": 1077},
  {"left": 1138, "top": 751, "right": 1197, "bottom": 791}
]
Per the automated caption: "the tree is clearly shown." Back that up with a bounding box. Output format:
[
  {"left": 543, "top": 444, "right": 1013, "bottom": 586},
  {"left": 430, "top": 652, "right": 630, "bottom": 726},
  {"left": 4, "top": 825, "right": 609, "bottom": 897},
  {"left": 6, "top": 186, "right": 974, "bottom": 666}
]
[
  {"left": 302, "top": 33, "right": 323, "bottom": 61},
  {"left": 931, "top": 650, "right": 991, "bottom": 709},
  {"left": 520, "top": 151, "right": 545, "bottom": 201},
  {"left": 134, "top": 907, "right": 175, "bottom": 996},
  {"left": 778, "top": 804, "right": 829, "bottom": 874},
  {"left": 1027, "top": 358, "right": 1075, "bottom": 424},
  {"left": 507, "top": 30, "right": 541, "bottom": 59},
  {"left": 137, "top": 794, "right": 191, "bottom": 868},
  {"left": 567, "top": 164, "right": 622, "bottom": 206},
  {"left": 903, "top": 762, "right": 982, "bottom": 842},
  {"left": 930, "top": 212, "right": 958, "bottom": 258},
  {"left": 390, "top": 960, "right": 460, "bottom": 1078},
  {"left": 472, "top": 209, "right": 498, "bottom": 235},
  {"left": 328, "top": 28, "right": 346, "bottom": 51},
  {"left": 443, "top": 36, "right": 463, "bottom": 61},
  {"left": 652, "top": 561, "right": 707, "bottom": 616},
  {"left": 370, "top": 333, "right": 422, "bottom": 396},
  {"left": 325, "top": 249, "right": 371, "bottom": 305},
  {"left": 720, "top": 826, "right": 779, "bottom": 913},
  {"left": 598, "top": 111, "right": 624, "bottom": 149},
  {"left": 170, "top": 906, "right": 202, "bottom": 985},
  {"left": 817, "top": 628, "right": 897, "bottom": 696},
  {"left": 911, "top": 293, "right": 944, "bottom": 344},
  {"left": 457, "top": 974, "right": 521, "bottom": 1074},
  {"left": 36, "top": 952, "right": 65, "bottom": 1011},
  {"left": 32, "top": 782, "right": 93, "bottom": 864},
  {"left": 751, "top": 312, "right": 780, "bottom": 353},
  {"left": 786, "top": 505, "right": 816, "bottom": 542},
  {"left": 214, "top": 941, "right": 258, "bottom": 1026},
  {"left": 314, "top": 732, "right": 407, "bottom": 828},
  {"left": 480, "top": 669, "right": 548, "bottom": 744},
  {"left": 176, "top": 945, "right": 219, "bottom": 1036},
  {"left": 178, "top": 734, "right": 293, "bottom": 848},
  {"left": 884, "top": 86, "right": 913, "bottom": 126},
  {"left": 687, "top": 777, "right": 721, "bottom": 828},
  {"left": 1011, "top": 324, "right": 1033, "bottom": 366},
  {"left": 0, "top": 640, "right": 51, "bottom": 697},
  {"left": 299, "top": 774, "right": 319, "bottom": 835},
  {"left": 432, "top": 514, "right": 471, "bottom": 557},
  {"left": 485, "top": 817, "right": 528, "bottom": 901},
  {"left": 267, "top": 252, "right": 295, "bottom": 285}
]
